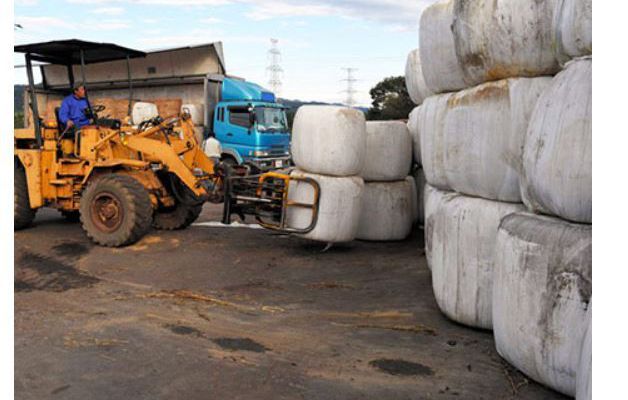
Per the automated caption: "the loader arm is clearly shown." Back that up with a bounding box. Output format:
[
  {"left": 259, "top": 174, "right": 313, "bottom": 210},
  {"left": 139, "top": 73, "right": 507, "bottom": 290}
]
[
  {"left": 119, "top": 115, "right": 321, "bottom": 234},
  {"left": 122, "top": 117, "right": 218, "bottom": 199}
]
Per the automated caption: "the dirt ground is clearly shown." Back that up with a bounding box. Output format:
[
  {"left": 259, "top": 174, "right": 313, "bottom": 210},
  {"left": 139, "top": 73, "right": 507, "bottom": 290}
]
[{"left": 14, "top": 204, "right": 568, "bottom": 400}]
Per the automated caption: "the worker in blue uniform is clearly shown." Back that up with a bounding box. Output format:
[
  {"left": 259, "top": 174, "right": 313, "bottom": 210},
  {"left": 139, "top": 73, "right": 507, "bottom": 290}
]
[{"left": 59, "top": 83, "right": 91, "bottom": 129}]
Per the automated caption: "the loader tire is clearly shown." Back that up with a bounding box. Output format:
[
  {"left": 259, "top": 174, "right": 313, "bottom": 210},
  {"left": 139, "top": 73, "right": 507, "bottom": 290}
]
[
  {"left": 14, "top": 165, "right": 37, "bottom": 230},
  {"left": 153, "top": 203, "right": 203, "bottom": 230},
  {"left": 80, "top": 174, "right": 153, "bottom": 247}
]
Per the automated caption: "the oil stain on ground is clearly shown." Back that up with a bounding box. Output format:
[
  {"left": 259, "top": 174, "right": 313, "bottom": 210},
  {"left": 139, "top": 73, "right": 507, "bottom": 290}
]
[
  {"left": 52, "top": 242, "right": 91, "bottom": 259},
  {"left": 14, "top": 251, "right": 99, "bottom": 293},
  {"left": 212, "top": 337, "right": 270, "bottom": 353},
  {"left": 165, "top": 324, "right": 203, "bottom": 337},
  {"left": 369, "top": 358, "right": 434, "bottom": 377}
]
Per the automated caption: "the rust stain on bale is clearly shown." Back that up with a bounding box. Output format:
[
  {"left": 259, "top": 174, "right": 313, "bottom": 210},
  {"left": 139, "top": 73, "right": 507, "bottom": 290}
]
[
  {"left": 447, "top": 80, "right": 509, "bottom": 108},
  {"left": 462, "top": 53, "right": 486, "bottom": 68},
  {"left": 486, "top": 64, "right": 559, "bottom": 82}
]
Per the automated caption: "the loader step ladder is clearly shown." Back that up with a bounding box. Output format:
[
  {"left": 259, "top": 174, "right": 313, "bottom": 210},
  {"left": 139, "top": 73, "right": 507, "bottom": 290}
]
[{"left": 222, "top": 171, "right": 320, "bottom": 234}]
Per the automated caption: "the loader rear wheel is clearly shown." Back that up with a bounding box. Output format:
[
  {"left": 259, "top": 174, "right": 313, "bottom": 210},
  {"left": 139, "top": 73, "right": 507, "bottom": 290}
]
[
  {"left": 14, "top": 165, "right": 37, "bottom": 230},
  {"left": 153, "top": 203, "right": 203, "bottom": 230},
  {"left": 80, "top": 174, "right": 153, "bottom": 247}
]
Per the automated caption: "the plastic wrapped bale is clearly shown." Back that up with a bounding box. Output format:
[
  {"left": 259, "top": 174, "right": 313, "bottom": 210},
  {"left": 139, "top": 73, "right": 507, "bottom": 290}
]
[
  {"left": 181, "top": 103, "right": 204, "bottom": 125},
  {"left": 132, "top": 102, "right": 159, "bottom": 125},
  {"left": 424, "top": 184, "right": 456, "bottom": 271},
  {"left": 521, "top": 58, "right": 592, "bottom": 223},
  {"left": 360, "top": 121, "right": 412, "bottom": 182},
  {"left": 418, "top": 94, "right": 453, "bottom": 190},
  {"left": 576, "top": 302, "right": 592, "bottom": 400},
  {"left": 452, "top": 0, "right": 560, "bottom": 84},
  {"left": 291, "top": 106, "right": 366, "bottom": 177},
  {"left": 356, "top": 181, "right": 413, "bottom": 241},
  {"left": 426, "top": 187, "right": 524, "bottom": 329},
  {"left": 407, "top": 106, "right": 422, "bottom": 166},
  {"left": 405, "top": 49, "right": 434, "bottom": 105},
  {"left": 493, "top": 212, "right": 592, "bottom": 396},
  {"left": 287, "top": 170, "right": 364, "bottom": 243},
  {"left": 419, "top": 0, "right": 468, "bottom": 93},
  {"left": 553, "top": 0, "right": 592, "bottom": 64},
  {"left": 406, "top": 176, "right": 419, "bottom": 223},
  {"left": 443, "top": 77, "right": 552, "bottom": 202}
]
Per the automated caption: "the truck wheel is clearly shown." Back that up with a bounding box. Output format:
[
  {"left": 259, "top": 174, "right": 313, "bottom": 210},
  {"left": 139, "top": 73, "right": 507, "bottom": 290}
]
[
  {"left": 153, "top": 203, "right": 203, "bottom": 230},
  {"left": 80, "top": 174, "right": 153, "bottom": 247},
  {"left": 14, "top": 165, "right": 37, "bottom": 230}
]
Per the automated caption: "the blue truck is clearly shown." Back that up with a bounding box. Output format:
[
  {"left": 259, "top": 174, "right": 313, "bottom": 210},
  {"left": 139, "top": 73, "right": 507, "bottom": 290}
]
[{"left": 206, "top": 75, "right": 292, "bottom": 171}]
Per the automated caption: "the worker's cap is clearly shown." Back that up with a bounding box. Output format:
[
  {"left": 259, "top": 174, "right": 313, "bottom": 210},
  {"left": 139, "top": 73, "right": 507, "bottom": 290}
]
[{"left": 72, "top": 82, "right": 86, "bottom": 91}]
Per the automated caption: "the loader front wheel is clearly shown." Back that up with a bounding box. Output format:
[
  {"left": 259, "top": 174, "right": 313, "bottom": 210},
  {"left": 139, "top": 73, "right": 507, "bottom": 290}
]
[
  {"left": 14, "top": 165, "right": 36, "bottom": 230},
  {"left": 80, "top": 174, "right": 153, "bottom": 247},
  {"left": 153, "top": 203, "right": 203, "bottom": 230}
]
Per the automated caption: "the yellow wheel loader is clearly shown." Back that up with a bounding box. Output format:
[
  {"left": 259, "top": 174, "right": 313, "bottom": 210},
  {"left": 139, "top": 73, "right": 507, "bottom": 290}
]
[{"left": 14, "top": 40, "right": 319, "bottom": 247}]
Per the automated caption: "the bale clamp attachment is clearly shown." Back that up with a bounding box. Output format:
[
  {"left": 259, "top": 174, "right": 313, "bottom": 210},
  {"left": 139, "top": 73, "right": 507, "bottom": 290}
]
[{"left": 222, "top": 171, "right": 320, "bottom": 234}]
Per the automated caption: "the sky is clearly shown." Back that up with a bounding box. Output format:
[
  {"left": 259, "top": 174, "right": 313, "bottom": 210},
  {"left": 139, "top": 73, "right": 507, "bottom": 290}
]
[{"left": 14, "top": 0, "right": 434, "bottom": 107}]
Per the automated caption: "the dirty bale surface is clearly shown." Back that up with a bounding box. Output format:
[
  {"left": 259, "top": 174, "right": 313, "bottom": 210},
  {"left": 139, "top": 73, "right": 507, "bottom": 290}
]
[{"left": 15, "top": 205, "right": 567, "bottom": 400}]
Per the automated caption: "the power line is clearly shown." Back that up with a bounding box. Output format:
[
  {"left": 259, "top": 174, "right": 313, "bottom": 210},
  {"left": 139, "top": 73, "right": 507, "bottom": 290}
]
[
  {"left": 341, "top": 67, "right": 358, "bottom": 107},
  {"left": 266, "top": 38, "right": 283, "bottom": 96}
]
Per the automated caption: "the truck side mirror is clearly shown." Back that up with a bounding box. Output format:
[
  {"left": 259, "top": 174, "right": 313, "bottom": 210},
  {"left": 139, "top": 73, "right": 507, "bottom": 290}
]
[{"left": 249, "top": 112, "right": 256, "bottom": 126}]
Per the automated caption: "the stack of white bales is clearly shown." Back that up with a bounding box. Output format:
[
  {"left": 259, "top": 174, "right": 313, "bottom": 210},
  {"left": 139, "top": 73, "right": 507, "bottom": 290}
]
[
  {"left": 417, "top": 0, "right": 592, "bottom": 397},
  {"left": 420, "top": 0, "right": 555, "bottom": 330},
  {"left": 404, "top": 49, "right": 432, "bottom": 225},
  {"left": 493, "top": 3, "right": 592, "bottom": 395},
  {"left": 356, "top": 121, "right": 414, "bottom": 241},
  {"left": 287, "top": 106, "right": 366, "bottom": 243}
]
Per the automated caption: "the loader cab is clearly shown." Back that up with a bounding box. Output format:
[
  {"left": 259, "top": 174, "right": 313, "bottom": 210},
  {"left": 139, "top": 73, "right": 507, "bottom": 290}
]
[{"left": 14, "top": 39, "right": 146, "bottom": 152}]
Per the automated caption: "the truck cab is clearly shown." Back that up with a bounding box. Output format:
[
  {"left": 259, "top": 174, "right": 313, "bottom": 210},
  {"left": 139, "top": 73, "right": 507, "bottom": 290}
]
[{"left": 209, "top": 77, "right": 291, "bottom": 172}]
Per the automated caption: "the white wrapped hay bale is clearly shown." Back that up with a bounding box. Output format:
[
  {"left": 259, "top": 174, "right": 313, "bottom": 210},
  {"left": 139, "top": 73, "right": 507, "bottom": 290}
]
[
  {"left": 287, "top": 170, "right": 364, "bottom": 243},
  {"left": 426, "top": 186, "right": 524, "bottom": 329},
  {"left": 360, "top": 121, "right": 412, "bottom": 182},
  {"left": 576, "top": 302, "right": 592, "bottom": 400},
  {"left": 419, "top": 0, "right": 468, "bottom": 93},
  {"left": 132, "top": 102, "right": 159, "bottom": 125},
  {"left": 424, "top": 184, "right": 457, "bottom": 271},
  {"left": 292, "top": 106, "right": 366, "bottom": 177},
  {"left": 181, "top": 103, "right": 203, "bottom": 125},
  {"left": 405, "top": 49, "right": 434, "bottom": 105},
  {"left": 407, "top": 106, "right": 421, "bottom": 166},
  {"left": 452, "top": 0, "right": 560, "bottom": 84},
  {"left": 418, "top": 94, "right": 453, "bottom": 190},
  {"left": 357, "top": 180, "right": 413, "bottom": 241},
  {"left": 553, "top": 0, "right": 592, "bottom": 64},
  {"left": 444, "top": 77, "right": 552, "bottom": 202},
  {"left": 521, "top": 58, "right": 592, "bottom": 223},
  {"left": 493, "top": 212, "right": 592, "bottom": 396}
]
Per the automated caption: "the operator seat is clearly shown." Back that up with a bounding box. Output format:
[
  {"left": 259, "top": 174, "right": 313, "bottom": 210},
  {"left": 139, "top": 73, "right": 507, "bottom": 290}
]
[{"left": 54, "top": 107, "right": 66, "bottom": 132}]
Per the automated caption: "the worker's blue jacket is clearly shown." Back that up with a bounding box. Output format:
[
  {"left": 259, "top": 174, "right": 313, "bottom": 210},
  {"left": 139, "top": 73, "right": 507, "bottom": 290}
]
[{"left": 59, "top": 95, "right": 90, "bottom": 128}]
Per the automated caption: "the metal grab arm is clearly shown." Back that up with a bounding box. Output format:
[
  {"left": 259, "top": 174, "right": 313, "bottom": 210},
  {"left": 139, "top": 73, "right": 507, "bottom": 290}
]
[{"left": 222, "top": 172, "right": 320, "bottom": 234}]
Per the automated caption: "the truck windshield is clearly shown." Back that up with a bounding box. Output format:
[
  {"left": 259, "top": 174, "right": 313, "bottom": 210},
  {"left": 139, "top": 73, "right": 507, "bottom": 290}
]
[{"left": 255, "top": 107, "right": 289, "bottom": 133}]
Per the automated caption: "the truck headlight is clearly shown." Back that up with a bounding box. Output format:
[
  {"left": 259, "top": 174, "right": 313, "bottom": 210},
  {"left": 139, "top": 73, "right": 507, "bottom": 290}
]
[{"left": 253, "top": 150, "right": 270, "bottom": 157}]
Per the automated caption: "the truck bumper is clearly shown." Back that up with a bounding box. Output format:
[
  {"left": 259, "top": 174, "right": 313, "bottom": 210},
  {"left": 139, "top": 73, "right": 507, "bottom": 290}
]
[{"left": 247, "top": 157, "right": 292, "bottom": 172}]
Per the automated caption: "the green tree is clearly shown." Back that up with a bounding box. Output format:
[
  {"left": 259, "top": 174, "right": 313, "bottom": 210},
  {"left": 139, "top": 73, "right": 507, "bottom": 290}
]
[
  {"left": 367, "top": 76, "right": 414, "bottom": 121},
  {"left": 14, "top": 112, "right": 24, "bottom": 129}
]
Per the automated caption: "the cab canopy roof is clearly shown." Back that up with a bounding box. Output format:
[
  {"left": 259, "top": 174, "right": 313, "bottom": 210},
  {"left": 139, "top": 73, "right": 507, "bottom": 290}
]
[{"left": 14, "top": 39, "right": 146, "bottom": 65}]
